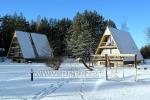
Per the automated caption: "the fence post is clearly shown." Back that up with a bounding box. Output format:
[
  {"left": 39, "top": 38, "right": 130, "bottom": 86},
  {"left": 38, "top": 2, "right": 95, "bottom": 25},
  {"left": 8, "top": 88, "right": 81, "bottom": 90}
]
[
  {"left": 134, "top": 54, "right": 137, "bottom": 81},
  {"left": 105, "top": 54, "right": 108, "bottom": 80},
  {"left": 31, "top": 68, "right": 34, "bottom": 81}
]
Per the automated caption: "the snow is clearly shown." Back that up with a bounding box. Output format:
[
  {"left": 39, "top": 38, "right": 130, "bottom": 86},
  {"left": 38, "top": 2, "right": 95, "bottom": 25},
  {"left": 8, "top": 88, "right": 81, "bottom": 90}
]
[
  {"left": 16, "top": 31, "right": 36, "bottom": 58},
  {"left": 1, "top": 59, "right": 150, "bottom": 100},
  {"left": 31, "top": 33, "right": 53, "bottom": 58}
]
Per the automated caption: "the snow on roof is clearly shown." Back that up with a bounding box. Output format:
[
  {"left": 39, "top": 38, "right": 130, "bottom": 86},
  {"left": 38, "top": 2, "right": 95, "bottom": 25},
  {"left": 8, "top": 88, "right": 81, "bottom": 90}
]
[
  {"left": 31, "top": 33, "right": 53, "bottom": 58},
  {"left": 15, "top": 31, "right": 52, "bottom": 59},
  {"left": 108, "top": 27, "right": 143, "bottom": 60},
  {"left": 16, "top": 31, "right": 36, "bottom": 58}
]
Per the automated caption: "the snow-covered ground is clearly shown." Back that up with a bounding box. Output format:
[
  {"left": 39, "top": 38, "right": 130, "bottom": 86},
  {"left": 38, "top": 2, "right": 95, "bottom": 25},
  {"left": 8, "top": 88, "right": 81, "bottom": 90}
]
[{"left": 1, "top": 59, "right": 150, "bottom": 100}]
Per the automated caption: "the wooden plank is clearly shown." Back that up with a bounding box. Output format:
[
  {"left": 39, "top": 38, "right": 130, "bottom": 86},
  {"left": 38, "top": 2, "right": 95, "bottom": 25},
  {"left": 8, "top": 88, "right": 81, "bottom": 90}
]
[
  {"left": 109, "top": 59, "right": 123, "bottom": 61},
  {"left": 7, "top": 56, "right": 22, "bottom": 58},
  {"left": 8, "top": 52, "right": 22, "bottom": 54},
  {"left": 10, "top": 47, "right": 20, "bottom": 49},
  {"left": 92, "top": 55, "right": 105, "bottom": 57},
  {"left": 105, "top": 54, "right": 108, "bottom": 80},
  {"left": 92, "top": 59, "right": 106, "bottom": 61},
  {"left": 109, "top": 54, "right": 135, "bottom": 57},
  {"left": 93, "top": 59, "right": 123, "bottom": 61},
  {"left": 98, "top": 46, "right": 117, "bottom": 49},
  {"left": 92, "top": 54, "right": 135, "bottom": 57}
]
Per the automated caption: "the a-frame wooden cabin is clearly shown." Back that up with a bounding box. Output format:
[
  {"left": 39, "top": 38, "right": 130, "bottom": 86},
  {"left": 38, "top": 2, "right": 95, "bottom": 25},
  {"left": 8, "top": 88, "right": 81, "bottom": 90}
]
[
  {"left": 94, "top": 27, "right": 143, "bottom": 66},
  {"left": 7, "top": 31, "right": 53, "bottom": 62}
]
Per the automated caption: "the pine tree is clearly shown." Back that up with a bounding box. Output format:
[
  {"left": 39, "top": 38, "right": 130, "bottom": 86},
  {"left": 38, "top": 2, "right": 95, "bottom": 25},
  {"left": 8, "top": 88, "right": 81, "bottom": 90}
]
[
  {"left": 29, "top": 20, "right": 37, "bottom": 32},
  {"left": 141, "top": 45, "right": 150, "bottom": 59},
  {"left": 37, "top": 17, "right": 49, "bottom": 34},
  {"left": 67, "top": 10, "right": 116, "bottom": 58},
  {"left": 0, "top": 13, "right": 30, "bottom": 54},
  {"left": 47, "top": 18, "right": 72, "bottom": 56}
]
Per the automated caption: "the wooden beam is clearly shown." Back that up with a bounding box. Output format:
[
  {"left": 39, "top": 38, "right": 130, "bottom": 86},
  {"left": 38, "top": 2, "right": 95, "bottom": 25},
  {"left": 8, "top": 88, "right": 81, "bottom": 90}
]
[
  {"left": 109, "top": 54, "right": 135, "bottom": 57},
  {"left": 134, "top": 54, "right": 137, "bottom": 81},
  {"left": 134, "top": 54, "right": 137, "bottom": 68},
  {"left": 8, "top": 52, "right": 22, "bottom": 55},
  {"left": 105, "top": 54, "right": 108, "bottom": 80},
  {"left": 93, "top": 59, "right": 106, "bottom": 61},
  {"left": 92, "top": 58, "right": 123, "bottom": 61},
  {"left": 10, "top": 47, "right": 20, "bottom": 49},
  {"left": 7, "top": 56, "right": 22, "bottom": 58},
  {"left": 108, "top": 59, "right": 123, "bottom": 61},
  {"left": 92, "top": 55, "right": 105, "bottom": 57},
  {"left": 92, "top": 54, "right": 135, "bottom": 57},
  {"left": 98, "top": 46, "right": 117, "bottom": 49}
]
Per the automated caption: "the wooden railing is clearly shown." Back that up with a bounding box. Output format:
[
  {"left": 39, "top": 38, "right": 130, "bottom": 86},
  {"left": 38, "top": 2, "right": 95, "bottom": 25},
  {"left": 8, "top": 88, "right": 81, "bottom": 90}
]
[{"left": 100, "top": 42, "right": 115, "bottom": 46}]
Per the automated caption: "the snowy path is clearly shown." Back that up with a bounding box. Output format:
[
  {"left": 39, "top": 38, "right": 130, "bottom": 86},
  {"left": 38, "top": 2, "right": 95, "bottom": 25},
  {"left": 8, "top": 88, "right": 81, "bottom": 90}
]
[
  {"left": 40, "top": 78, "right": 89, "bottom": 100},
  {"left": 31, "top": 78, "right": 74, "bottom": 100},
  {"left": 40, "top": 78, "right": 150, "bottom": 100}
]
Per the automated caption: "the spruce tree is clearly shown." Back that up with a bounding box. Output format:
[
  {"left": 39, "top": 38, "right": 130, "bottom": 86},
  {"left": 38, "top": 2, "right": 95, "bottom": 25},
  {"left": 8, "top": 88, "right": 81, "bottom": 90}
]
[{"left": 67, "top": 10, "right": 116, "bottom": 58}]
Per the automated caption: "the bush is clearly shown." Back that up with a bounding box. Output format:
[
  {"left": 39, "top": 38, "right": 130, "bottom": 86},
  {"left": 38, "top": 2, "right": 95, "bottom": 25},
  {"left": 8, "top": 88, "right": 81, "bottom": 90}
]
[{"left": 46, "top": 56, "right": 63, "bottom": 70}]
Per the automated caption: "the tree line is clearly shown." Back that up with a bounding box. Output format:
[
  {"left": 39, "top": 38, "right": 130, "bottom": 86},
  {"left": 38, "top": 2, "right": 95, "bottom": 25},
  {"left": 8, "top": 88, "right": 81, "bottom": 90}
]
[
  {"left": 0, "top": 10, "right": 116, "bottom": 58},
  {"left": 140, "top": 28, "right": 150, "bottom": 59}
]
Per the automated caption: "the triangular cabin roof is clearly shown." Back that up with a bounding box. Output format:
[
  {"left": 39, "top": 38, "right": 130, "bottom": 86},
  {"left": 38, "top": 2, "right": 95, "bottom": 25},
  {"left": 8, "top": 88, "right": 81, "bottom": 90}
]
[
  {"left": 7, "top": 31, "right": 53, "bottom": 59},
  {"left": 30, "top": 32, "right": 53, "bottom": 58},
  {"left": 95, "top": 27, "right": 143, "bottom": 61}
]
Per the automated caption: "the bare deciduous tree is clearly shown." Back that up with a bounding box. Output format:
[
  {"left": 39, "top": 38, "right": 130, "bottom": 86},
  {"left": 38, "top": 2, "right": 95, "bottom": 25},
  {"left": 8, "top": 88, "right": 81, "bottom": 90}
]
[{"left": 42, "top": 42, "right": 63, "bottom": 70}]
